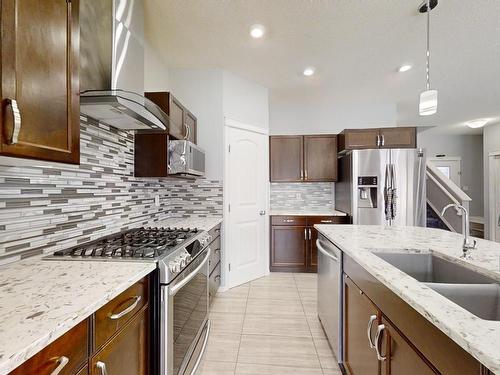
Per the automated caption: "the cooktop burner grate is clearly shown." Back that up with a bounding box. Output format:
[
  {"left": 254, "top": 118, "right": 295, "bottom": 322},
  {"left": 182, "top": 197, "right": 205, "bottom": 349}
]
[{"left": 52, "top": 227, "right": 198, "bottom": 259}]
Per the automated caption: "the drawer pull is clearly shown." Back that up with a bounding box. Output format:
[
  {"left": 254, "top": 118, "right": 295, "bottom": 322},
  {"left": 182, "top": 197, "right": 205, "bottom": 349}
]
[
  {"left": 214, "top": 275, "right": 221, "bottom": 282},
  {"left": 5, "top": 98, "right": 22, "bottom": 144},
  {"left": 215, "top": 248, "right": 221, "bottom": 255},
  {"left": 320, "top": 220, "right": 333, "bottom": 223},
  {"left": 110, "top": 295, "right": 141, "bottom": 320},
  {"left": 283, "top": 219, "right": 294, "bottom": 223},
  {"left": 50, "top": 356, "right": 69, "bottom": 375},
  {"left": 367, "top": 315, "right": 377, "bottom": 349},
  {"left": 375, "top": 324, "right": 386, "bottom": 361},
  {"left": 96, "top": 361, "right": 108, "bottom": 375}
]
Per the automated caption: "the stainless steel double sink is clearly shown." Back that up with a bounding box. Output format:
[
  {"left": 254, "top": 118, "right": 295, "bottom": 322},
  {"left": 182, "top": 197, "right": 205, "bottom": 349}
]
[{"left": 375, "top": 253, "right": 500, "bottom": 321}]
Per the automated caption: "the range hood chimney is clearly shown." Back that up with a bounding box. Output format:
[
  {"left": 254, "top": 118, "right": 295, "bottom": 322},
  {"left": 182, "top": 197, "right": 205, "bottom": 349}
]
[{"left": 79, "top": 0, "right": 168, "bottom": 131}]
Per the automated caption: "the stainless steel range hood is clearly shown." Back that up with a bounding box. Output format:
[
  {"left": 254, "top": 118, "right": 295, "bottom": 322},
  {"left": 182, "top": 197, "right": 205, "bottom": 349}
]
[{"left": 79, "top": 0, "right": 168, "bottom": 131}]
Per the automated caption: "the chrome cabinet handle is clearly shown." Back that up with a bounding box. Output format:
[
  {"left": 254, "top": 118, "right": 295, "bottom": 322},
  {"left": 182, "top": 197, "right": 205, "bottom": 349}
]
[
  {"left": 367, "top": 315, "right": 377, "bottom": 349},
  {"left": 215, "top": 248, "right": 221, "bottom": 255},
  {"left": 375, "top": 324, "right": 386, "bottom": 361},
  {"left": 283, "top": 219, "right": 294, "bottom": 223},
  {"left": 304, "top": 169, "right": 308, "bottom": 180},
  {"left": 110, "top": 295, "right": 141, "bottom": 320},
  {"left": 304, "top": 228, "right": 307, "bottom": 240},
  {"left": 498, "top": 214, "right": 500, "bottom": 227},
  {"left": 376, "top": 134, "right": 381, "bottom": 147},
  {"left": 316, "top": 239, "right": 339, "bottom": 263},
  {"left": 320, "top": 220, "right": 333, "bottom": 223},
  {"left": 308, "top": 228, "right": 312, "bottom": 240},
  {"left": 183, "top": 123, "right": 190, "bottom": 140},
  {"left": 214, "top": 275, "right": 221, "bottom": 282},
  {"left": 5, "top": 98, "right": 21, "bottom": 144},
  {"left": 259, "top": 210, "right": 266, "bottom": 216},
  {"left": 381, "top": 134, "right": 385, "bottom": 146},
  {"left": 96, "top": 361, "right": 108, "bottom": 375},
  {"left": 300, "top": 169, "right": 304, "bottom": 180},
  {"left": 50, "top": 356, "right": 69, "bottom": 375}
]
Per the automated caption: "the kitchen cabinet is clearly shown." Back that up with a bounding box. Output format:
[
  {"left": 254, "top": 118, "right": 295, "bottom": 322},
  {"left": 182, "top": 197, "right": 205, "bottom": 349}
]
[
  {"left": 270, "top": 135, "right": 338, "bottom": 182},
  {"left": 270, "top": 216, "right": 348, "bottom": 272},
  {"left": 269, "top": 135, "right": 304, "bottom": 182},
  {"left": 8, "top": 276, "right": 150, "bottom": 375},
  {"left": 134, "top": 132, "right": 169, "bottom": 177},
  {"left": 344, "top": 276, "right": 380, "bottom": 375},
  {"left": 344, "top": 255, "right": 489, "bottom": 375},
  {"left": 90, "top": 307, "right": 148, "bottom": 375},
  {"left": 144, "top": 91, "right": 197, "bottom": 143},
  {"left": 338, "top": 127, "right": 416, "bottom": 152},
  {"left": 0, "top": 0, "right": 80, "bottom": 164}
]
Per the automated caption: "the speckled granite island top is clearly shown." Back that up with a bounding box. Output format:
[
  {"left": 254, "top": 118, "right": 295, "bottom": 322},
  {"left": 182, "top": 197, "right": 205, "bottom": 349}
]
[{"left": 315, "top": 225, "right": 500, "bottom": 375}]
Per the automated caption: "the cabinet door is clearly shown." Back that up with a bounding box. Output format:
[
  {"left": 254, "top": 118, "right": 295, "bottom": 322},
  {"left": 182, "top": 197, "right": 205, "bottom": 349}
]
[
  {"left": 0, "top": 0, "right": 80, "bottom": 164},
  {"left": 269, "top": 136, "right": 304, "bottom": 182},
  {"left": 342, "top": 129, "right": 380, "bottom": 150},
  {"left": 379, "top": 127, "right": 416, "bottom": 149},
  {"left": 270, "top": 225, "right": 307, "bottom": 272},
  {"left": 184, "top": 109, "right": 197, "bottom": 144},
  {"left": 344, "top": 276, "right": 380, "bottom": 375},
  {"left": 169, "top": 95, "right": 185, "bottom": 140},
  {"left": 91, "top": 307, "right": 148, "bottom": 375},
  {"left": 303, "top": 135, "right": 338, "bottom": 181},
  {"left": 380, "top": 317, "right": 437, "bottom": 375}
]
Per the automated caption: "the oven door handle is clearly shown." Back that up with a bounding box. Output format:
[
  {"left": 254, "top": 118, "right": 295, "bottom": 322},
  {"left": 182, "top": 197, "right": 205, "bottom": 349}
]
[{"left": 169, "top": 247, "right": 211, "bottom": 296}]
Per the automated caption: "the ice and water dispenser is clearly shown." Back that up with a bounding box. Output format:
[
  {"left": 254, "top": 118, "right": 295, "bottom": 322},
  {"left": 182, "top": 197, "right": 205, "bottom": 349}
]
[{"left": 357, "top": 176, "right": 378, "bottom": 208}]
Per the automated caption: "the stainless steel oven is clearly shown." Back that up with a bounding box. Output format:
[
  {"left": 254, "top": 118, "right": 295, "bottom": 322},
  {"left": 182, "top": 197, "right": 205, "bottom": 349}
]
[{"left": 161, "top": 245, "right": 211, "bottom": 375}]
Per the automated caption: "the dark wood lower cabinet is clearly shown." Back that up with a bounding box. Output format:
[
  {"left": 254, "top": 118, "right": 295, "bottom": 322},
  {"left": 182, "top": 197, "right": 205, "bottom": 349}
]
[
  {"left": 90, "top": 307, "right": 148, "bottom": 375},
  {"left": 344, "top": 277, "right": 380, "bottom": 375},
  {"left": 270, "top": 225, "right": 307, "bottom": 272}
]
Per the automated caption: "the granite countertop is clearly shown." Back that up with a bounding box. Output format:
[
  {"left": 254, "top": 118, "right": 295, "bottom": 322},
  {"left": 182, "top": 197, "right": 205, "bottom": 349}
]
[
  {"left": 0, "top": 216, "right": 223, "bottom": 375},
  {"left": 269, "top": 209, "right": 347, "bottom": 217},
  {"left": 315, "top": 225, "right": 500, "bottom": 374}
]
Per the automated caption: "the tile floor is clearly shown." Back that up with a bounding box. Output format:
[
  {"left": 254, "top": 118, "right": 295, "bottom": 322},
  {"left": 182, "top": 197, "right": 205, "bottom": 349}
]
[{"left": 197, "top": 272, "right": 342, "bottom": 375}]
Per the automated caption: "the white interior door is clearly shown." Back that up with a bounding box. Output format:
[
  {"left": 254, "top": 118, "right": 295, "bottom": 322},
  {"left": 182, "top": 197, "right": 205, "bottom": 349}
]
[
  {"left": 427, "top": 157, "right": 461, "bottom": 187},
  {"left": 494, "top": 156, "right": 500, "bottom": 242},
  {"left": 225, "top": 124, "right": 268, "bottom": 288}
]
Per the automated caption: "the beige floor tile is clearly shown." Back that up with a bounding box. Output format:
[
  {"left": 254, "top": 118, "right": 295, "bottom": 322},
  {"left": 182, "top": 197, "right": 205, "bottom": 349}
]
[
  {"left": 321, "top": 368, "right": 343, "bottom": 375},
  {"left": 242, "top": 314, "right": 311, "bottom": 338},
  {"left": 298, "top": 288, "right": 318, "bottom": 302},
  {"left": 203, "top": 333, "right": 241, "bottom": 363},
  {"left": 248, "top": 285, "right": 300, "bottom": 301},
  {"left": 246, "top": 298, "right": 305, "bottom": 317},
  {"left": 294, "top": 275, "right": 318, "bottom": 290},
  {"left": 209, "top": 312, "right": 244, "bottom": 334},
  {"left": 197, "top": 360, "right": 236, "bottom": 375},
  {"left": 306, "top": 315, "right": 327, "bottom": 339},
  {"left": 211, "top": 297, "right": 247, "bottom": 314},
  {"left": 238, "top": 334, "right": 321, "bottom": 368},
  {"left": 302, "top": 300, "right": 318, "bottom": 315},
  {"left": 313, "top": 338, "right": 338, "bottom": 369},
  {"left": 251, "top": 274, "right": 295, "bottom": 287},
  {"left": 216, "top": 284, "right": 250, "bottom": 299},
  {"left": 235, "top": 363, "right": 323, "bottom": 375}
]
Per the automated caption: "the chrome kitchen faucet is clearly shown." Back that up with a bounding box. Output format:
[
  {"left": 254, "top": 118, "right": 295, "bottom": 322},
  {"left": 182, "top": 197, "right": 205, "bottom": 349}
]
[{"left": 441, "top": 203, "right": 477, "bottom": 259}]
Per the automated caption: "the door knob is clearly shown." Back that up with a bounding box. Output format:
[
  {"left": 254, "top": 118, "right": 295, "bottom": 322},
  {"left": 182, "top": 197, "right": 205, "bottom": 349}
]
[{"left": 259, "top": 210, "right": 266, "bottom": 216}]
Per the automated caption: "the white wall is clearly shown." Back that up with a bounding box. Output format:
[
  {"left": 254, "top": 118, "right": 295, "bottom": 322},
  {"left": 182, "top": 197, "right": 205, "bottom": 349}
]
[
  {"left": 223, "top": 71, "right": 269, "bottom": 131},
  {"left": 418, "top": 130, "right": 484, "bottom": 217},
  {"left": 144, "top": 42, "right": 170, "bottom": 91},
  {"left": 483, "top": 123, "right": 500, "bottom": 239},
  {"left": 168, "top": 69, "right": 225, "bottom": 181}
]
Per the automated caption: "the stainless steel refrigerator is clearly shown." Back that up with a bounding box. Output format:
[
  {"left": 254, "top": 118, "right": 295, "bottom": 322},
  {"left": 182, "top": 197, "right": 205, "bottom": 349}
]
[{"left": 335, "top": 148, "right": 427, "bottom": 226}]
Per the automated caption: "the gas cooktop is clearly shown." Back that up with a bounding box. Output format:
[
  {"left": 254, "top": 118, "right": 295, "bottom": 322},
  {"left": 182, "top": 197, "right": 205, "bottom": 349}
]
[{"left": 48, "top": 227, "right": 199, "bottom": 260}]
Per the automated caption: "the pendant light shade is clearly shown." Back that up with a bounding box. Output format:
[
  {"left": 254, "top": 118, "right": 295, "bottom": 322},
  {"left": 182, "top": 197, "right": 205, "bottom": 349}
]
[
  {"left": 419, "top": 89, "right": 438, "bottom": 116},
  {"left": 419, "top": 0, "right": 438, "bottom": 116}
]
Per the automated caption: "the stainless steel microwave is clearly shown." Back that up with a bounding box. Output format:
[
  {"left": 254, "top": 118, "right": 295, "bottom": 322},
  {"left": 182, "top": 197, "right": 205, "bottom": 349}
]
[{"left": 168, "top": 140, "right": 206, "bottom": 177}]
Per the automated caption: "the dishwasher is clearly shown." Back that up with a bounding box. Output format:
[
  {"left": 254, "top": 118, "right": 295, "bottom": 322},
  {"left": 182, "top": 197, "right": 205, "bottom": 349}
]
[{"left": 317, "top": 233, "right": 343, "bottom": 364}]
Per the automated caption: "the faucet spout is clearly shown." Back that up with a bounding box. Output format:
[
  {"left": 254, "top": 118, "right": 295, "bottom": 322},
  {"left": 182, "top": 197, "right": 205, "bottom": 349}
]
[{"left": 440, "top": 203, "right": 476, "bottom": 258}]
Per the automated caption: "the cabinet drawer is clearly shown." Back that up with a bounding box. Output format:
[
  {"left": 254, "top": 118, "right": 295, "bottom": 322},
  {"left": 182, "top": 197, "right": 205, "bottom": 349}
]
[
  {"left": 95, "top": 277, "right": 148, "bottom": 349},
  {"left": 307, "top": 216, "right": 349, "bottom": 226},
  {"left": 208, "top": 223, "right": 222, "bottom": 240},
  {"left": 271, "top": 216, "right": 307, "bottom": 226},
  {"left": 209, "top": 262, "right": 221, "bottom": 305},
  {"left": 208, "top": 236, "right": 221, "bottom": 275},
  {"left": 9, "top": 319, "right": 88, "bottom": 375}
]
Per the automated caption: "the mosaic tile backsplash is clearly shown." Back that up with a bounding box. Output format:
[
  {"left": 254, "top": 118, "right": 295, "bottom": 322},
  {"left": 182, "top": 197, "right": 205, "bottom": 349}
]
[
  {"left": 0, "top": 117, "right": 222, "bottom": 264},
  {"left": 270, "top": 182, "right": 335, "bottom": 211}
]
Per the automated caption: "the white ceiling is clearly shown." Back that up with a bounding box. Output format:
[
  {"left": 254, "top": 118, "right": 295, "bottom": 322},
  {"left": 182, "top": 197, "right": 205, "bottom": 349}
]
[{"left": 144, "top": 0, "right": 500, "bottom": 135}]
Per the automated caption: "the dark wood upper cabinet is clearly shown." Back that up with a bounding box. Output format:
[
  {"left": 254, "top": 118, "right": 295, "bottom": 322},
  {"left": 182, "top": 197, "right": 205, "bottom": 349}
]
[
  {"left": 270, "top": 134, "right": 338, "bottom": 182},
  {"left": 0, "top": 0, "right": 80, "bottom": 164},
  {"left": 269, "top": 135, "right": 304, "bottom": 182},
  {"left": 379, "top": 127, "right": 416, "bottom": 149},
  {"left": 304, "top": 135, "right": 338, "bottom": 182},
  {"left": 339, "top": 127, "right": 416, "bottom": 152},
  {"left": 144, "top": 91, "right": 197, "bottom": 143}
]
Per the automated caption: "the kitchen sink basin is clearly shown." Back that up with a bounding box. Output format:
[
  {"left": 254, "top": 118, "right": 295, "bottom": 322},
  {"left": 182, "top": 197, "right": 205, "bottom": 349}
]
[
  {"left": 375, "top": 252, "right": 500, "bottom": 321},
  {"left": 375, "top": 252, "right": 496, "bottom": 284}
]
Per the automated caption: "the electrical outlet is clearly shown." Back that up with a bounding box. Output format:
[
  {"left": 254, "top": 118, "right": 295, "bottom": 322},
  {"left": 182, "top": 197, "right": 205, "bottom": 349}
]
[{"left": 154, "top": 195, "right": 160, "bottom": 207}]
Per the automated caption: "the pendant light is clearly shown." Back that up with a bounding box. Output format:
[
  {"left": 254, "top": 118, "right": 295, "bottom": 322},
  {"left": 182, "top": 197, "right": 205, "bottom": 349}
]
[{"left": 419, "top": 0, "right": 438, "bottom": 116}]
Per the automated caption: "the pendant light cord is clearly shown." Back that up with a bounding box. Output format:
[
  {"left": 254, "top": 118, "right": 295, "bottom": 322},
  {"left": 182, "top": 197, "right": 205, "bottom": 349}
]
[{"left": 426, "top": 0, "right": 431, "bottom": 91}]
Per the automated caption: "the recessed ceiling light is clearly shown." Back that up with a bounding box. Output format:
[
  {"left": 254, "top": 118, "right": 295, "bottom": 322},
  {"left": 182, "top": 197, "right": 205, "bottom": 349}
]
[
  {"left": 250, "top": 24, "right": 266, "bottom": 39},
  {"left": 398, "top": 64, "right": 413, "bottom": 73},
  {"left": 303, "top": 67, "right": 315, "bottom": 76},
  {"left": 465, "top": 118, "right": 491, "bottom": 129}
]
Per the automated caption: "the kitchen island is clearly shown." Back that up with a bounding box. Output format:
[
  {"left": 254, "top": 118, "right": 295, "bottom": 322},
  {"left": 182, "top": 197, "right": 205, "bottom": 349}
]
[{"left": 316, "top": 224, "right": 500, "bottom": 375}]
